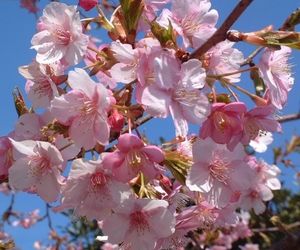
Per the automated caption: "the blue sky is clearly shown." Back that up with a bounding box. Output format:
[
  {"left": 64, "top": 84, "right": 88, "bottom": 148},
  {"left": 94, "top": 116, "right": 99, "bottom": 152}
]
[{"left": 0, "top": 0, "right": 300, "bottom": 248}]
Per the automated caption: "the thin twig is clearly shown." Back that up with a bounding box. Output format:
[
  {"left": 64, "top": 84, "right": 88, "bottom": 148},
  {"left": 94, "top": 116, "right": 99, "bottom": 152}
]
[
  {"left": 240, "top": 46, "right": 264, "bottom": 66},
  {"left": 253, "top": 221, "right": 300, "bottom": 233},
  {"left": 190, "top": 0, "right": 254, "bottom": 59},
  {"left": 46, "top": 203, "right": 54, "bottom": 231},
  {"left": 277, "top": 113, "right": 300, "bottom": 123},
  {"left": 119, "top": 114, "right": 153, "bottom": 136}
]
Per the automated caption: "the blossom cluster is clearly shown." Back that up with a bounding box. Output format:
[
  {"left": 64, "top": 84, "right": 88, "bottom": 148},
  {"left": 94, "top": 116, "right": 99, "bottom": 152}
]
[{"left": 1, "top": 0, "right": 295, "bottom": 249}]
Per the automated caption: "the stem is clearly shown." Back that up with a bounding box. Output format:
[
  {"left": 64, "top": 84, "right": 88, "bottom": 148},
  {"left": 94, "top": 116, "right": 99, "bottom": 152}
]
[
  {"left": 190, "top": 0, "right": 254, "bottom": 59},
  {"left": 253, "top": 221, "right": 300, "bottom": 233},
  {"left": 207, "top": 67, "right": 256, "bottom": 79},
  {"left": 240, "top": 46, "right": 264, "bottom": 66},
  {"left": 87, "top": 46, "right": 100, "bottom": 54},
  {"left": 221, "top": 79, "right": 258, "bottom": 100},
  {"left": 277, "top": 113, "right": 300, "bottom": 123},
  {"left": 118, "top": 114, "right": 153, "bottom": 138},
  {"left": 46, "top": 204, "right": 54, "bottom": 231},
  {"left": 223, "top": 84, "right": 239, "bottom": 102},
  {"left": 58, "top": 142, "right": 74, "bottom": 152}
]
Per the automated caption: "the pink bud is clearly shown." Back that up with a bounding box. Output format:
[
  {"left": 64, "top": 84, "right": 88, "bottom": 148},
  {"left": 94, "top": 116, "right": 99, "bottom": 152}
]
[
  {"left": 79, "top": 0, "right": 98, "bottom": 11},
  {"left": 108, "top": 109, "right": 125, "bottom": 132},
  {"left": 159, "top": 174, "right": 172, "bottom": 192}
]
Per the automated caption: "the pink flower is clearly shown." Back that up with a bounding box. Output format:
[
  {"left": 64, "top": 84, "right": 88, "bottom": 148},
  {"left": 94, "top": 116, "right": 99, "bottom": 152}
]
[
  {"left": 102, "top": 198, "right": 176, "bottom": 249},
  {"left": 109, "top": 41, "right": 140, "bottom": 84},
  {"left": 8, "top": 139, "right": 64, "bottom": 202},
  {"left": 31, "top": 2, "right": 89, "bottom": 66},
  {"left": 200, "top": 102, "right": 246, "bottom": 150},
  {"left": 205, "top": 40, "right": 244, "bottom": 83},
  {"left": 58, "top": 158, "right": 132, "bottom": 220},
  {"left": 51, "top": 68, "right": 115, "bottom": 149},
  {"left": 18, "top": 60, "right": 64, "bottom": 108},
  {"left": 239, "top": 244, "right": 259, "bottom": 250},
  {"left": 12, "top": 209, "right": 41, "bottom": 229},
  {"left": 138, "top": 55, "right": 210, "bottom": 136},
  {"left": 14, "top": 113, "right": 45, "bottom": 141},
  {"left": 79, "top": 0, "right": 98, "bottom": 11},
  {"left": 103, "top": 133, "right": 164, "bottom": 182},
  {"left": 173, "top": 201, "right": 218, "bottom": 232},
  {"left": 241, "top": 106, "right": 281, "bottom": 145},
  {"left": 157, "top": 0, "right": 218, "bottom": 48},
  {"left": 186, "top": 137, "right": 254, "bottom": 208},
  {"left": 52, "top": 135, "right": 81, "bottom": 162},
  {"left": 0, "top": 137, "right": 13, "bottom": 181},
  {"left": 249, "top": 158, "right": 281, "bottom": 191},
  {"left": 138, "top": 0, "right": 170, "bottom": 30},
  {"left": 101, "top": 243, "right": 119, "bottom": 250},
  {"left": 108, "top": 109, "right": 125, "bottom": 132},
  {"left": 258, "top": 46, "right": 294, "bottom": 109},
  {"left": 239, "top": 183, "right": 273, "bottom": 214}
]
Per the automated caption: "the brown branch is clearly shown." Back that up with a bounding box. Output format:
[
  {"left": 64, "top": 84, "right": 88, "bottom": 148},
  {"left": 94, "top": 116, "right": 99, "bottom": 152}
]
[
  {"left": 253, "top": 221, "right": 300, "bottom": 233},
  {"left": 269, "top": 230, "right": 300, "bottom": 250},
  {"left": 277, "top": 113, "right": 300, "bottom": 123},
  {"left": 190, "top": 0, "right": 254, "bottom": 59},
  {"left": 240, "top": 46, "right": 264, "bottom": 66}
]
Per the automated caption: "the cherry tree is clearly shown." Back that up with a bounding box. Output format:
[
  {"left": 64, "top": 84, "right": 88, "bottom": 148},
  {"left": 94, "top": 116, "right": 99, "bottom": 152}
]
[{"left": 1, "top": 0, "right": 300, "bottom": 249}]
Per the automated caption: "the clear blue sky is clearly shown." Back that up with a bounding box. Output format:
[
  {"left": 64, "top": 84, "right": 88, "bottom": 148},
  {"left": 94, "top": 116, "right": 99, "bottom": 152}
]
[{"left": 0, "top": 0, "right": 300, "bottom": 249}]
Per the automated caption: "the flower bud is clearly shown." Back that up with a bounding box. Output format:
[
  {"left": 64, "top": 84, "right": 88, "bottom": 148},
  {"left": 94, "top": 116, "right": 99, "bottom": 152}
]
[
  {"left": 108, "top": 109, "right": 125, "bottom": 132},
  {"left": 79, "top": 0, "right": 98, "bottom": 11}
]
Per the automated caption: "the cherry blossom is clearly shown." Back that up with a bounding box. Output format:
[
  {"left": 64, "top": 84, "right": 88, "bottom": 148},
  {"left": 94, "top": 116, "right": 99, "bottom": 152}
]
[
  {"left": 258, "top": 46, "right": 294, "bottom": 109},
  {"left": 102, "top": 198, "right": 176, "bottom": 250},
  {"left": 8, "top": 139, "right": 64, "bottom": 202},
  {"left": 186, "top": 137, "right": 254, "bottom": 208},
  {"left": 51, "top": 68, "right": 115, "bottom": 149},
  {"left": 31, "top": 2, "right": 89, "bottom": 65},
  {"left": 109, "top": 41, "right": 140, "bottom": 84},
  {"left": 157, "top": 0, "right": 218, "bottom": 48},
  {"left": 239, "top": 244, "right": 259, "bottom": 250},
  {"left": 18, "top": 60, "right": 64, "bottom": 108},
  {"left": 3, "top": 0, "right": 297, "bottom": 248},
  {"left": 205, "top": 40, "right": 244, "bottom": 83},
  {"left": 138, "top": 55, "right": 210, "bottom": 136},
  {"left": 0, "top": 136, "right": 13, "bottom": 181},
  {"left": 239, "top": 183, "right": 273, "bottom": 214},
  {"left": 103, "top": 133, "right": 164, "bottom": 182},
  {"left": 200, "top": 102, "right": 246, "bottom": 150},
  {"left": 57, "top": 158, "right": 132, "bottom": 220},
  {"left": 241, "top": 106, "right": 281, "bottom": 145},
  {"left": 12, "top": 209, "right": 41, "bottom": 229},
  {"left": 14, "top": 113, "right": 46, "bottom": 141}
]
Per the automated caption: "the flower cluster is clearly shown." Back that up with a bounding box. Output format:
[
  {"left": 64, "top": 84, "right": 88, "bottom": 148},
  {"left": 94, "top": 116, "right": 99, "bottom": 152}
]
[{"left": 2, "top": 0, "right": 295, "bottom": 249}]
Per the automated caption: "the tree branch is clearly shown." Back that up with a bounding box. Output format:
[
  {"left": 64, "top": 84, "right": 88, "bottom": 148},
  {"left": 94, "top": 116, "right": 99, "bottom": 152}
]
[
  {"left": 253, "top": 221, "right": 300, "bottom": 233},
  {"left": 277, "top": 113, "right": 300, "bottom": 123},
  {"left": 190, "top": 0, "right": 254, "bottom": 59}
]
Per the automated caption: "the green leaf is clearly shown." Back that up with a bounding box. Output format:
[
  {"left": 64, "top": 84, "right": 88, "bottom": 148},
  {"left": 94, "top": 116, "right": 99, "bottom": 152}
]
[
  {"left": 120, "top": 0, "right": 144, "bottom": 43},
  {"left": 263, "top": 31, "right": 300, "bottom": 50},
  {"left": 281, "top": 8, "right": 300, "bottom": 31},
  {"left": 150, "top": 19, "right": 177, "bottom": 48}
]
